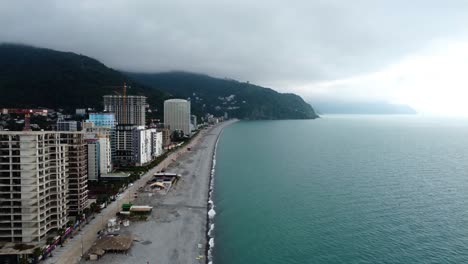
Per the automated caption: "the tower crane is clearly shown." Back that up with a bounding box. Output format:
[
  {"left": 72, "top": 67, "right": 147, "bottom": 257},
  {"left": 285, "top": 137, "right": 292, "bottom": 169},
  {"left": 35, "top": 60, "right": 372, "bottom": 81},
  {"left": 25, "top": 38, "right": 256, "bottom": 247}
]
[{"left": 103, "top": 83, "right": 129, "bottom": 124}]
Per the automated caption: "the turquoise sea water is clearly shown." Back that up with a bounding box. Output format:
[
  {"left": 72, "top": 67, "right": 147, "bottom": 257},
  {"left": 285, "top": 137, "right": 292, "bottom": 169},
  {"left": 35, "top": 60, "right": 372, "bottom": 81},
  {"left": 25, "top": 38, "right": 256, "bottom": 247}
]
[{"left": 213, "top": 116, "right": 468, "bottom": 264}]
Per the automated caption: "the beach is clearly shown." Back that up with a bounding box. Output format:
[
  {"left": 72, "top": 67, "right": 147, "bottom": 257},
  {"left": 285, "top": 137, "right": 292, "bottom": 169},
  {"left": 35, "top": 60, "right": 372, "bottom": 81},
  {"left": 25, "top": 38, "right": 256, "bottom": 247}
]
[
  {"left": 45, "top": 119, "right": 234, "bottom": 264},
  {"left": 43, "top": 120, "right": 235, "bottom": 264}
]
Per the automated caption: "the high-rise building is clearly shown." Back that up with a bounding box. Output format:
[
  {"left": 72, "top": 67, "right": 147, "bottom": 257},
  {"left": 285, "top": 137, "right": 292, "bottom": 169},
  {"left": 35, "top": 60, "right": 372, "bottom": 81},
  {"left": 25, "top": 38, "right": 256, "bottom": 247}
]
[
  {"left": 164, "top": 99, "right": 191, "bottom": 136},
  {"left": 87, "top": 113, "right": 116, "bottom": 129},
  {"left": 87, "top": 140, "right": 100, "bottom": 182},
  {"left": 114, "top": 124, "right": 135, "bottom": 167},
  {"left": 103, "top": 95, "right": 146, "bottom": 126},
  {"left": 58, "top": 132, "right": 88, "bottom": 215},
  {"left": 132, "top": 127, "right": 153, "bottom": 166},
  {"left": 151, "top": 131, "right": 163, "bottom": 158},
  {"left": 85, "top": 130, "right": 112, "bottom": 181},
  {"left": 87, "top": 113, "right": 116, "bottom": 163},
  {"left": 114, "top": 125, "right": 161, "bottom": 167},
  {"left": 0, "top": 132, "right": 68, "bottom": 243}
]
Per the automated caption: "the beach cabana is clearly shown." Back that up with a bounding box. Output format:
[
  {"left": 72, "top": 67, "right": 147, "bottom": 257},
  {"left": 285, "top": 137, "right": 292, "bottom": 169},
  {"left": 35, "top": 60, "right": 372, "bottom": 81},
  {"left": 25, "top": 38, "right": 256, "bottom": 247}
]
[
  {"left": 130, "top": 205, "right": 153, "bottom": 214},
  {"left": 150, "top": 182, "right": 165, "bottom": 189}
]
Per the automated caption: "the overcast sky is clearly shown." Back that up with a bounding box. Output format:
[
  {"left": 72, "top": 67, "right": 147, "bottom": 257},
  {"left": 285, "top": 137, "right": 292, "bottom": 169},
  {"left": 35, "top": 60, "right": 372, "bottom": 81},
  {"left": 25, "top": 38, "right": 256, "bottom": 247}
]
[{"left": 2, "top": 0, "right": 468, "bottom": 115}]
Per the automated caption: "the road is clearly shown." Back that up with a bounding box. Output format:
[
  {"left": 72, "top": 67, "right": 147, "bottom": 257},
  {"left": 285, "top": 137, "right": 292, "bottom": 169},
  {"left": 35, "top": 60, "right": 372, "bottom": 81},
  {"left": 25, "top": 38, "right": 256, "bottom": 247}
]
[{"left": 44, "top": 120, "right": 235, "bottom": 264}]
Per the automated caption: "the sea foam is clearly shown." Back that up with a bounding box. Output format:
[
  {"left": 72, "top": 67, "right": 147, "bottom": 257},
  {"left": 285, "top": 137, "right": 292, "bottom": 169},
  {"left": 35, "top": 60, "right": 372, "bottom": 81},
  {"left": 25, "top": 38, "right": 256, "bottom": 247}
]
[{"left": 206, "top": 129, "right": 223, "bottom": 263}]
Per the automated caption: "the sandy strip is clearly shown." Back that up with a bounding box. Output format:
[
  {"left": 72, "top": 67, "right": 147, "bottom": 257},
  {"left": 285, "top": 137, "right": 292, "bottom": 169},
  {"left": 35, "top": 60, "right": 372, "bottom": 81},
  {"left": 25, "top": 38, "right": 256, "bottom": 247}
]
[{"left": 43, "top": 120, "right": 235, "bottom": 264}]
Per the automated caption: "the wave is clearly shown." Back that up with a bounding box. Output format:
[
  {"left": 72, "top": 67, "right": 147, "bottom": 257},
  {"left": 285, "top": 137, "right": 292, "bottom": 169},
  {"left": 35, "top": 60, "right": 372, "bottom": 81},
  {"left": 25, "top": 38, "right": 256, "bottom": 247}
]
[{"left": 207, "top": 128, "right": 223, "bottom": 263}]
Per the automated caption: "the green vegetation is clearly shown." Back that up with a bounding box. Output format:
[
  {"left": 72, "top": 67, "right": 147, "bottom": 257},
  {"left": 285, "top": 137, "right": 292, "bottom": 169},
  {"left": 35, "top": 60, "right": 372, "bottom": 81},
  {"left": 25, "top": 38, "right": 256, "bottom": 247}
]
[
  {"left": 126, "top": 71, "right": 319, "bottom": 120},
  {"left": 46, "top": 237, "right": 54, "bottom": 246},
  {"left": 0, "top": 44, "right": 317, "bottom": 120},
  {"left": 0, "top": 44, "right": 169, "bottom": 118},
  {"left": 33, "top": 247, "right": 43, "bottom": 262},
  {"left": 89, "top": 202, "right": 101, "bottom": 214}
]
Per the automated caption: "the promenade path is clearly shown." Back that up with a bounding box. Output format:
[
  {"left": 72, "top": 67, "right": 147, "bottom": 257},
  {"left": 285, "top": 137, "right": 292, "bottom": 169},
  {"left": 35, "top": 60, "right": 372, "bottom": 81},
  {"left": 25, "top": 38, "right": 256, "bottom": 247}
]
[{"left": 45, "top": 120, "right": 235, "bottom": 264}]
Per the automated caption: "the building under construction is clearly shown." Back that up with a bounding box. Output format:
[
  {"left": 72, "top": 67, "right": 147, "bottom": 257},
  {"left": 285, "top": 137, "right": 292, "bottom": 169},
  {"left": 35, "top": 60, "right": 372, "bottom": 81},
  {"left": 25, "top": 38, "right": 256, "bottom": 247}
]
[
  {"left": 0, "top": 131, "right": 68, "bottom": 243},
  {"left": 103, "top": 95, "right": 146, "bottom": 126},
  {"left": 0, "top": 130, "right": 89, "bottom": 243},
  {"left": 58, "top": 132, "right": 88, "bottom": 215}
]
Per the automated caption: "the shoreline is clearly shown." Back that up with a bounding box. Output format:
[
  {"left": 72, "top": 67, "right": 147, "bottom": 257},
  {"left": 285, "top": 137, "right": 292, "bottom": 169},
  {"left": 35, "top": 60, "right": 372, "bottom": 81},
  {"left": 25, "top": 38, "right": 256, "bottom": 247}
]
[
  {"left": 205, "top": 123, "right": 226, "bottom": 264},
  {"left": 44, "top": 120, "right": 237, "bottom": 264},
  {"left": 75, "top": 119, "right": 237, "bottom": 264}
]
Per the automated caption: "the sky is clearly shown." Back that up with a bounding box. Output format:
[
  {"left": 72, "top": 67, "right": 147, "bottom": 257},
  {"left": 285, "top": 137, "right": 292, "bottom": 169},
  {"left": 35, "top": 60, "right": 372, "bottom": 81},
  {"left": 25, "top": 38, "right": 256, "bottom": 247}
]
[{"left": 1, "top": 0, "right": 468, "bottom": 115}]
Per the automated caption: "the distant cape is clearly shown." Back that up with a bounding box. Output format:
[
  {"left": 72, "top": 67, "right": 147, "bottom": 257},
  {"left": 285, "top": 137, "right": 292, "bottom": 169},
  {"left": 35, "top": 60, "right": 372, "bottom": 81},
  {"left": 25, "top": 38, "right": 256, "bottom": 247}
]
[{"left": 311, "top": 100, "right": 417, "bottom": 115}]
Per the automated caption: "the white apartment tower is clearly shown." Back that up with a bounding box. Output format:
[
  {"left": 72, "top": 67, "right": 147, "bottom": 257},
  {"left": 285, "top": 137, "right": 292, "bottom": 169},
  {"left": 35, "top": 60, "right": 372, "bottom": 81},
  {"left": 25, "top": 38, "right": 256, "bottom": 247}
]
[
  {"left": 87, "top": 141, "right": 100, "bottom": 181},
  {"left": 103, "top": 95, "right": 146, "bottom": 126},
  {"left": 0, "top": 132, "right": 68, "bottom": 243},
  {"left": 86, "top": 134, "right": 112, "bottom": 181},
  {"left": 132, "top": 127, "right": 153, "bottom": 166},
  {"left": 164, "top": 99, "right": 191, "bottom": 136},
  {"left": 151, "top": 131, "right": 163, "bottom": 158}
]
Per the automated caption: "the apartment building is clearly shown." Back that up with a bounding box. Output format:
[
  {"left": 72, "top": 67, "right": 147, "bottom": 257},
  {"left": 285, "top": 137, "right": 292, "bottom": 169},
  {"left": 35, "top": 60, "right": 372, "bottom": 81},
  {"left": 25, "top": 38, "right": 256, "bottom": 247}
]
[
  {"left": 0, "top": 132, "right": 68, "bottom": 243},
  {"left": 114, "top": 124, "right": 135, "bottom": 167},
  {"left": 58, "top": 132, "right": 88, "bottom": 215},
  {"left": 85, "top": 134, "right": 112, "bottom": 181},
  {"left": 164, "top": 99, "right": 191, "bottom": 136}
]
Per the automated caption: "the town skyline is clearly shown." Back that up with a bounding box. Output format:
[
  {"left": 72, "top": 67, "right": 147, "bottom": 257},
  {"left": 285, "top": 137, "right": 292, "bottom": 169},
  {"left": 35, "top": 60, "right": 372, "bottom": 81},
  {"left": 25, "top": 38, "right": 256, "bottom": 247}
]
[{"left": 2, "top": 1, "right": 468, "bottom": 115}]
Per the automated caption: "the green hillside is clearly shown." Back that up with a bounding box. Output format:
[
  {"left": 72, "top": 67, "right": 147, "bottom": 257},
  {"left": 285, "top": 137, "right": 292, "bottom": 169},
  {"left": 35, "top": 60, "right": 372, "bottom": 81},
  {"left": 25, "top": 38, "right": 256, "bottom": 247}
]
[
  {"left": 126, "top": 71, "right": 319, "bottom": 120},
  {"left": 0, "top": 44, "right": 318, "bottom": 120},
  {"left": 0, "top": 44, "right": 169, "bottom": 114}
]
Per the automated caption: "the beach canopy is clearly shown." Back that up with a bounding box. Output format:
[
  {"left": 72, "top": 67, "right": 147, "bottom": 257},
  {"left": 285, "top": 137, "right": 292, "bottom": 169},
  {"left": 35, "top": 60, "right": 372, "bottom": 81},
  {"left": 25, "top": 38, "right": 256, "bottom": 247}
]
[
  {"left": 93, "top": 236, "right": 133, "bottom": 252},
  {"left": 130, "top": 205, "right": 153, "bottom": 212},
  {"left": 154, "top": 172, "right": 180, "bottom": 178},
  {"left": 150, "top": 182, "right": 165, "bottom": 188}
]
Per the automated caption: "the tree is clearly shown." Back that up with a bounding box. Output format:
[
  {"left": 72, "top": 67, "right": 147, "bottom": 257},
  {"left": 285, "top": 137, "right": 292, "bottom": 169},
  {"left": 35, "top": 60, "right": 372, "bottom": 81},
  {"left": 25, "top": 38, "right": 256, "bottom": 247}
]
[
  {"left": 57, "top": 228, "right": 65, "bottom": 245},
  {"left": 46, "top": 237, "right": 54, "bottom": 245},
  {"left": 32, "top": 247, "right": 43, "bottom": 264},
  {"left": 171, "top": 130, "right": 185, "bottom": 142},
  {"left": 83, "top": 207, "right": 90, "bottom": 217},
  {"left": 18, "top": 255, "right": 29, "bottom": 264},
  {"left": 91, "top": 202, "right": 101, "bottom": 213}
]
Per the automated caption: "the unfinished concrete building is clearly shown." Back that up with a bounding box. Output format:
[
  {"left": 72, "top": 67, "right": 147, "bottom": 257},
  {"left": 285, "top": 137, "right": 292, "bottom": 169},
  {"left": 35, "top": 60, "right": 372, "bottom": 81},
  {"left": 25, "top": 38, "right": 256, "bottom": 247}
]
[
  {"left": 0, "top": 132, "right": 68, "bottom": 243},
  {"left": 59, "top": 132, "right": 88, "bottom": 215},
  {"left": 103, "top": 95, "right": 146, "bottom": 126}
]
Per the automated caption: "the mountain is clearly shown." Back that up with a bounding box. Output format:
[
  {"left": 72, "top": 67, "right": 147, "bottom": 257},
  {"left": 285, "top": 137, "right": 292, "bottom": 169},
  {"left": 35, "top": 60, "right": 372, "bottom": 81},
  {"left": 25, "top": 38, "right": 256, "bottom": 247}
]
[
  {"left": 0, "top": 44, "right": 317, "bottom": 120},
  {"left": 311, "top": 99, "right": 417, "bottom": 115},
  {"left": 0, "top": 44, "right": 169, "bottom": 114},
  {"left": 126, "top": 71, "right": 319, "bottom": 120}
]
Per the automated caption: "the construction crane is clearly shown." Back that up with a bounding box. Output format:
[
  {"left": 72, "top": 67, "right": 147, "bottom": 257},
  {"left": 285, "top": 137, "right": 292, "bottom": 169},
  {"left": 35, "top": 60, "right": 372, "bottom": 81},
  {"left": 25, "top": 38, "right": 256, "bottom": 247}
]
[
  {"left": 1, "top": 108, "right": 48, "bottom": 131},
  {"left": 103, "top": 83, "right": 129, "bottom": 124}
]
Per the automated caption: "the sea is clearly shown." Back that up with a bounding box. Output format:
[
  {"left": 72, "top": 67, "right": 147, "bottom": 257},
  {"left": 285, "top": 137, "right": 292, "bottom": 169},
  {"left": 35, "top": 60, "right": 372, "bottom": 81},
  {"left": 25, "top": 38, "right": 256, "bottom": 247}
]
[{"left": 212, "top": 115, "right": 468, "bottom": 264}]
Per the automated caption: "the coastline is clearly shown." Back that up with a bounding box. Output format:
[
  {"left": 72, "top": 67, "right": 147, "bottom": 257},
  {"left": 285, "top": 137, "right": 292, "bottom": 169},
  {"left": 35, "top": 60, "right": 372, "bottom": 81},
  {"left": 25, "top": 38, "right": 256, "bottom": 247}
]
[
  {"left": 206, "top": 122, "right": 226, "bottom": 264},
  {"left": 67, "top": 119, "right": 237, "bottom": 264}
]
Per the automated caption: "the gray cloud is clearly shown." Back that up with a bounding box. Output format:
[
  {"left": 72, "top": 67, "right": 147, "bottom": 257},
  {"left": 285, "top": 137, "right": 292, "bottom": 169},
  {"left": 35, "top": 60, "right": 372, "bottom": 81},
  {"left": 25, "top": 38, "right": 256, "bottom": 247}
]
[{"left": 1, "top": 0, "right": 468, "bottom": 95}]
